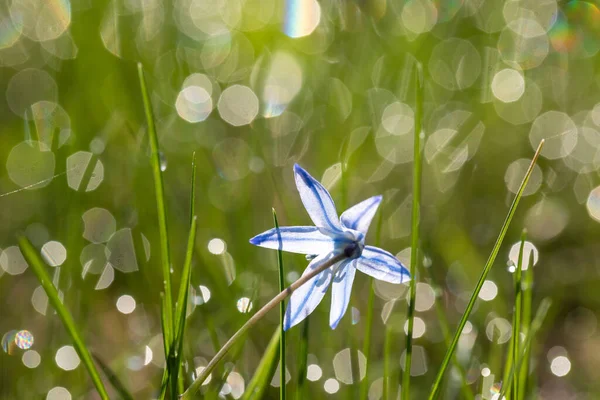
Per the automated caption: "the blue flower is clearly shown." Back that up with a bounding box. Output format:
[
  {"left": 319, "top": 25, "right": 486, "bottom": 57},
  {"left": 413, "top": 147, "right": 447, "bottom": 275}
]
[{"left": 250, "top": 164, "right": 411, "bottom": 330}]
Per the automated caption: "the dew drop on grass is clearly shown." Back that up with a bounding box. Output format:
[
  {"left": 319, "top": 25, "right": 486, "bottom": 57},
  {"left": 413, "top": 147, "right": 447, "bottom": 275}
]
[{"left": 159, "top": 151, "right": 167, "bottom": 171}]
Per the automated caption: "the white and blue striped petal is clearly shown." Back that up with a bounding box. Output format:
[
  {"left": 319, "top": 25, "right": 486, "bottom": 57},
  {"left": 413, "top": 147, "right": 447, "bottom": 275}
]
[
  {"left": 340, "top": 195, "right": 382, "bottom": 235},
  {"left": 329, "top": 259, "right": 356, "bottom": 329},
  {"left": 284, "top": 253, "right": 337, "bottom": 331},
  {"left": 356, "top": 246, "right": 410, "bottom": 284},
  {"left": 249, "top": 226, "right": 335, "bottom": 255},
  {"left": 294, "top": 164, "right": 343, "bottom": 233}
]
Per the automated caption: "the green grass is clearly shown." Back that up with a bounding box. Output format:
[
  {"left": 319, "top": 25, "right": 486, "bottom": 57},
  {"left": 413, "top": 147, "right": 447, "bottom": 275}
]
[
  {"left": 428, "top": 140, "right": 544, "bottom": 400},
  {"left": 272, "top": 209, "right": 287, "bottom": 400},
  {"left": 402, "top": 60, "right": 425, "bottom": 400},
  {"left": 18, "top": 237, "right": 109, "bottom": 400}
]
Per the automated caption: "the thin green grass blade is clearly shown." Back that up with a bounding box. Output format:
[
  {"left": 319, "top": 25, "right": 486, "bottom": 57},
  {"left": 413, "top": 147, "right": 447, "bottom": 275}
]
[
  {"left": 429, "top": 281, "right": 474, "bottom": 400},
  {"left": 512, "top": 230, "right": 526, "bottom": 398},
  {"left": 171, "top": 215, "right": 198, "bottom": 396},
  {"left": 92, "top": 353, "right": 135, "bottom": 400},
  {"left": 295, "top": 317, "right": 310, "bottom": 400},
  {"left": 427, "top": 140, "right": 545, "bottom": 400},
  {"left": 272, "top": 209, "right": 287, "bottom": 400},
  {"left": 359, "top": 279, "right": 375, "bottom": 400},
  {"left": 383, "top": 322, "right": 393, "bottom": 400},
  {"left": 360, "top": 206, "right": 384, "bottom": 400},
  {"left": 172, "top": 154, "right": 198, "bottom": 396},
  {"left": 18, "top": 237, "right": 109, "bottom": 400},
  {"left": 403, "top": 60, "right": 425, "bottom": 400},
  {"left": 242, "top": 327, "right": 281, "bottom": 400},
  {"left": 158, "top": 293, "right": 169, "bottom": 400},
  {"left": 499, "top": 298, "right": 552, "bottom": 399},
  {"left": 137, "top": 63, "right": 174, "bottom": 349},
  {"left": 501, "top": 231, "right": 526, "bottom": 398},
  {"left": 518, "top": 251, "right": 535, "bottom": 399}
]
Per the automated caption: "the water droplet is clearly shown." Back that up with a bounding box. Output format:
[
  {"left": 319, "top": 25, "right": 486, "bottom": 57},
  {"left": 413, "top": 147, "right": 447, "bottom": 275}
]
[{"left": 159, "top": 152, "right": 167, "bottom": 171}]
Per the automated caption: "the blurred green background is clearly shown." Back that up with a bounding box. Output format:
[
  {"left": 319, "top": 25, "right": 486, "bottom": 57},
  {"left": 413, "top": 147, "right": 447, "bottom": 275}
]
[{"left": 1, "top": 0, "right": 600, "bottom": 398}]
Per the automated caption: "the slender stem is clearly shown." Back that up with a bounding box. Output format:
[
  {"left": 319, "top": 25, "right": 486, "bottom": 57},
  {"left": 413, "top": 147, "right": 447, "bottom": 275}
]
[
  {"left": 181, "top": 252, "right": 348, "bottom": 399},
  {"left": 383, "top": 323, "right": 393, "bottom": 400},
  {"left": 272, "top": 209, "right": 287, "bottom": 400},
  {"left": 19, "top": 237, "right": 109, "bottom": 400},
  {"left": 427, "top": 140, "right": 544, "bottom": 400},
  {"left": 359, "top": 279, "right": 375, "bottom": 400},
  {"left": 431, "top": 287, "right": 474, "bottom": 400},
  {"left": 137, "top": 63, "right": 174, "bottom": 345},
  {"left": 296, "top": 317, "right": 310, "bottom": 400},
  {"left": 512, "top": 231, "right": 526, "bottom": 399},
  {"left": 498, "top": 298, "right": 552, "bottom": 400},
  {"left": 518, "top": 251, "right": 535, "bottom": 400},
  {"left": 361, "top": 207, "right": 384, "bottom": 400},
  {"left": 403, "top": 60, "right": 425, "bottom": 400}
]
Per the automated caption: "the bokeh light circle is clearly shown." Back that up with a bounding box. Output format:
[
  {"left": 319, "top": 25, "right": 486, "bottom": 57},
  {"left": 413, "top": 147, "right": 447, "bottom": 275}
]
[
  {"left": 217, "top": 85, "right": 259, "bottom": 126},
  {"left": 529, "top": 111, "right": 577, "bottom": 159},
  {"left": 491, "top": 69, "right": 524, "bottom": 103},
  {"left": 6, "top": 141, "right": 55, "bottom": 190}
]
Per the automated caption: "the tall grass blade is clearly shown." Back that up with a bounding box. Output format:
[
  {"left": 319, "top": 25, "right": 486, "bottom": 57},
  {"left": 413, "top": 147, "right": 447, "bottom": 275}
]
[
  {"left": 137, "top": 63, "right": 174, "bottom": 349},
  {"left": 242, "top": 328, "right": 282, "bottom": 400},
  {"left": 429, "top": 281, "right": 474, "bottom": 400},
  {"left": 171, "top": 154, "right": 198, "bottom": 396},
  {"left": 383, "top": 322, "right": 393, "bottom": 400},
  {"left": 512, "top": 230, "right": 526, "bottom": 398},
  {"left": 360, "top": 207, "right": 384, "bottom": 400},
  {"left": 427, "top": 140, "right": 545, "bottom": 400},
  {"left": 170, "top": 215, "right": 198, "bottom": 396},
  {"left": 272, "top": 209, "right": 287, "bottom": 400},
  {"left": 518, "top": 251, "right": 535, "bottom": 399},
  {"left": 18, "top": 237, "right": 109, "bottom": 400},
  {"left": 92, "top": 353, "right": 135, "bottom": 400},
  {"left": 498, "top": 298, "right": 552, "bottom": 399},
  {"left": 402, "top": 60, "right": 425, "bottom": 400},
  {"left": 295, "top": 318, "right": 310, "bottom": 400},
  {"left": 359, "top": 279, "right": 376, "bottom": 400}
]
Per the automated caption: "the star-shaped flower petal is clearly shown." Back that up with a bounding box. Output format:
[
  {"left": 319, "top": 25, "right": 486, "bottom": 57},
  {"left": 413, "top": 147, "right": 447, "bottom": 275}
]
[{"left": 250, "top": 164, "right": 411, "bottom": 330}]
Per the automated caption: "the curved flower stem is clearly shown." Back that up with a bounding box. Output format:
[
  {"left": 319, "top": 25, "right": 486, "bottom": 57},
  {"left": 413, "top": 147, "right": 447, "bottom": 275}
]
[{"left": 181, "top": 252, "right": 348, "bottom": 399}]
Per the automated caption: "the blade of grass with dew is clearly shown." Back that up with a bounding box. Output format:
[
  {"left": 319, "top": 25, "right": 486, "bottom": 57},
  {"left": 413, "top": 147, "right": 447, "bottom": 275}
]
[
  {"left": 172, "top": 154, "right": 198, "bottom": 396},
  {"left": 518, "top": 251, "right": 535, "bottom": 400},
  {"left": 137, "top": 63, "right": 174, "bottom": 350},
  {"left": 181, "top": 252, "right": 347, "bottom": 399},
  {"left": 92, "top": 353, "right": 135, "bottom": 400},
  {"left": 403, "top": 60, "right": 425, "bottom": 400},
  {"left": 18, "top": 237, "right": 109, "bottom": 400},
  {"left": 242, "top": 327, "right": 282, "bottom": 400},
  {"left": 272, "top": 209, "right": 287, "bottom": 400},
  {"left": 512, "top": 230, "right": 526, "bottom": 398},
  {"left": 295, "top": 317, "right": 310, "bottom": 400},
  {"left": 427, "top": 140, "right": 545, "bottom": 400},
  {"left": 498, "top": 298, "right": 552, "bottom": 399},
  {"left": 360, "top": 207, "right": 384, "bottom": 400}
]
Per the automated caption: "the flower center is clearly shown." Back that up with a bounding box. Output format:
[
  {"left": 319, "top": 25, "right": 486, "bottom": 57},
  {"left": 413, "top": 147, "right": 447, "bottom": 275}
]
[{"left": 343, "top": 241, "right": 363, "bottom": 259}]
